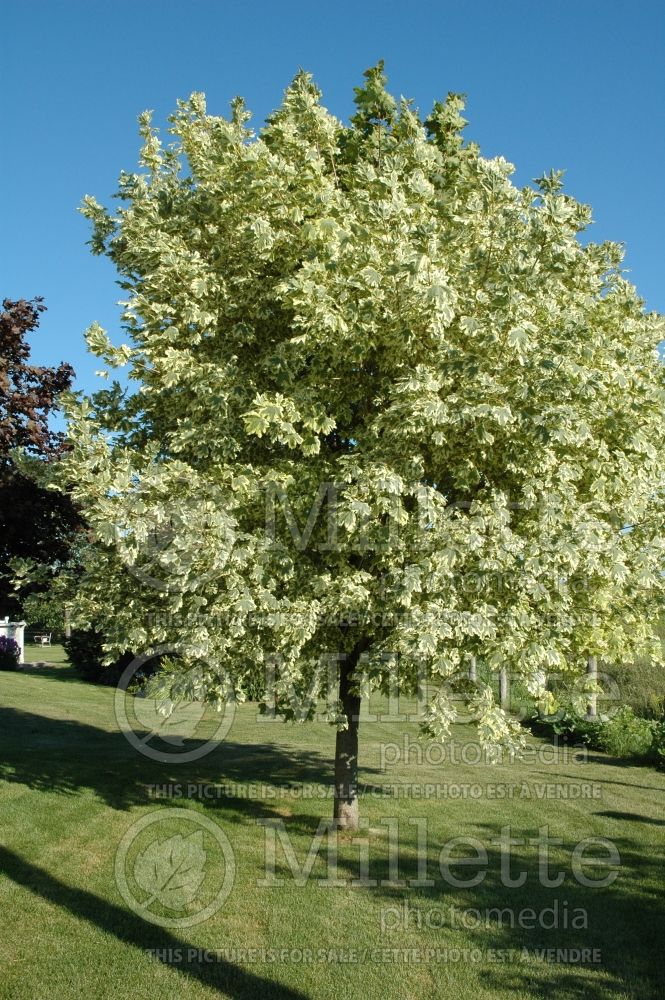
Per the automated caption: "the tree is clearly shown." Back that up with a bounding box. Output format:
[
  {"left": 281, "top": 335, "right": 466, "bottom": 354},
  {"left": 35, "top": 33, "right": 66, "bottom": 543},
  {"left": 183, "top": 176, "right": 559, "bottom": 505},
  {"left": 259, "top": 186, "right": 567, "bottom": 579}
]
[
  {"left": 0, "top": 298, "right": 73, "bottom": 470},
  {"left": 0, "top": 299, "right": 80, "bottom": 618},
  {"left": 64, "top": 65, "right": 664, "bottom": 829}
]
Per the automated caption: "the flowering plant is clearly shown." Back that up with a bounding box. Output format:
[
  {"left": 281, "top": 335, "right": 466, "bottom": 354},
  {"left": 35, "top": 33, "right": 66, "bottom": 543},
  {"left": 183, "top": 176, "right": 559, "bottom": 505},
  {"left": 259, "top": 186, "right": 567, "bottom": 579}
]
[{"left": 0, "top": 636, "right": 20, "bottom": 670}]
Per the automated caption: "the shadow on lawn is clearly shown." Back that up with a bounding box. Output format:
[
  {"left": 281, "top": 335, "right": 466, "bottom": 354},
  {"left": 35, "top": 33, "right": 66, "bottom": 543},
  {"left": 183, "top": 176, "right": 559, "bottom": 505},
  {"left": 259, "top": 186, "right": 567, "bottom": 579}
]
[
  {"left": 594, "top": 809, "right": 665, "bottom": 827},
  {"left": 0, "top": 705, "right": 379, "bottom": 824},
  {"left": 2, "top": 700, "right": 664, "bottom": 996},
  {"left": 1, "top": 828, "right": 663, "bottom": 999},
  {"left": 0, "top": 845, "right": 309, "bottom": 1000},
  {"left": 533, "top": 769, "right": 665, "bottom": 795},
  {"left": 362, "top": 824, "right": 665, "bottom": 1000},
  {"left": 18, "top": 662, "right": 80, "bottom": 682}
]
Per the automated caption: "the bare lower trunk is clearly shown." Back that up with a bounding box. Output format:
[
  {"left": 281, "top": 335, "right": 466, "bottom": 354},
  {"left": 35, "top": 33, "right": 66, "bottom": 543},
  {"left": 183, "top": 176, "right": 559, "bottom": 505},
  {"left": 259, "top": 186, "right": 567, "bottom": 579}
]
[
  {"left": 586, "top": 655, "right": 598, "bottom": 720},
  {"left": 499, "top": 666, "right": 509, "bottom": 709},
  {"left": 333, "top": 642, "right": 364, "bottom": 831},
  {"left": 468, "top": 655, "right": 477, "bottom": 683}
]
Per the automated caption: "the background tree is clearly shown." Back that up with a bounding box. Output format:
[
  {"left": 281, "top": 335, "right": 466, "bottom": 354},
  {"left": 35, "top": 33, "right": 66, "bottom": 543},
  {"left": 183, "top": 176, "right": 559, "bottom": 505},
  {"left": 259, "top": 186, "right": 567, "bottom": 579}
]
[
  {"left": 0, "top": 298, "right": 73, "bottom": 467},
  {"left": 0, "top": 298, "right": 80, "bottom": 618},
  {"left": 64, "top": 65, "right": 664, "bottom": 829}
]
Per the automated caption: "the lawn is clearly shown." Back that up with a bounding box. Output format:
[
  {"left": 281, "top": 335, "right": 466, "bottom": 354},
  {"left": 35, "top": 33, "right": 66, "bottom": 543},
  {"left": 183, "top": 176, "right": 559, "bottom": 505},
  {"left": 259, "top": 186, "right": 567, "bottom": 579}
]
[
  {"left": 21, "top": 642, "right": 70, "bottom": 666},
  {"left": 0, "top": 649, "right": 663, "bottom": 999}
]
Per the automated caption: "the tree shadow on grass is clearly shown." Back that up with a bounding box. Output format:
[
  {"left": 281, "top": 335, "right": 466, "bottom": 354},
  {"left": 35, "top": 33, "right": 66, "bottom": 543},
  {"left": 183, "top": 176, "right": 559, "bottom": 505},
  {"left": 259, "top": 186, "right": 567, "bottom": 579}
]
[
  {"left": 533, "top": 769, "right": 665, "bottom": 795},
  {"left": 0, "top": 706, "right": 380, "bottom": 823},
  {"left": 2, "top": 701, "right": 663, "bottom": 997},
  {"left": 584, "top": 753, "right": 659, "bottom": 771},
  {"left": 365, "top": 821, "right": 664, "bottom": 1000},
  {"left": 594, "top": 810, "right": 665, "bottom": 827},
  {"left": 1, "top": 819, "right": 663, "bottom": 1000},
  {"left": 17, "top": 662, "right": 80, "bottom": 682},
  {"left": 0, "top": 845, "right": 309, "bottom": 1000}
]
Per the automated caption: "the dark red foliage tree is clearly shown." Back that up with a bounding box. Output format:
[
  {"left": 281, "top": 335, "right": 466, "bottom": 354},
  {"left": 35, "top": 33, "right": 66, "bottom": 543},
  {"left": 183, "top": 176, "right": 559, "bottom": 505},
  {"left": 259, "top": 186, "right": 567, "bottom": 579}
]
[
  {"left": 0, "top": 298, "right": 81, "bottom": 617},
  {"left": 0, "top": 297, "right": 74, "bottom": 474}
]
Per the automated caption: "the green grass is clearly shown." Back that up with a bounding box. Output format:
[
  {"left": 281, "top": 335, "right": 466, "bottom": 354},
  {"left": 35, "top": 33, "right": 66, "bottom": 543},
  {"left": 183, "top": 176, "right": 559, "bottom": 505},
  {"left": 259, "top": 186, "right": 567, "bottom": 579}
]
[
  {"left": 1, "top": 652, "right": 664, "bottom": 999},
  {"left": 21, "top": 641, "right": 70, "bottom": 666}
]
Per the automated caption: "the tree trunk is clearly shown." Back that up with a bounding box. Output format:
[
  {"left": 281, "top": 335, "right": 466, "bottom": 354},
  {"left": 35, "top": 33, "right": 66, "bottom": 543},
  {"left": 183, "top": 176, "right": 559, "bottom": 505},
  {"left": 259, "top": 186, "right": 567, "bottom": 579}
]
[
  {"left": 468, "top": 655, "right": 477, "bottom": 683},
  {"left": 586, "top": 655, "right": 598, "bottom": 720},
  {"left": 499, "top": 666, "right": 509, "bottom": 709},
  {"left": 333, "top": 641, "right": 364, "bottom": 831}
]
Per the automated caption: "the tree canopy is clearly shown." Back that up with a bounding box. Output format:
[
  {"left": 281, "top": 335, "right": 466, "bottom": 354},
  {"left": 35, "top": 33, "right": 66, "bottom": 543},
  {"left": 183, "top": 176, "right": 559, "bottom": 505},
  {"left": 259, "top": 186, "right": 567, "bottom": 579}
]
[{"left": 64, "top": 64, "right": 665, "bottom": 827}]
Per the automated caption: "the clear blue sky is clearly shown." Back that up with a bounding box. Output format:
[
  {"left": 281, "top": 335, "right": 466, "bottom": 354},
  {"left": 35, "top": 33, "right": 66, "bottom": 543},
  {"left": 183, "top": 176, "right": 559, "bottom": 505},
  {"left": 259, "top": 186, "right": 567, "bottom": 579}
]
[{"left": 2, "top": 0, "right": 664, "bottom": 404}]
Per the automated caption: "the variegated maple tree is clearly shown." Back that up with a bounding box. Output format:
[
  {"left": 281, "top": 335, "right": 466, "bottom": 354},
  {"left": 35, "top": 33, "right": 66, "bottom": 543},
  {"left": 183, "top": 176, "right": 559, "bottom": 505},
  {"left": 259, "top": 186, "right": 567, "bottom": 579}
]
[{"left": 64, "top": 64, "right": 664, "bottom": 828}]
